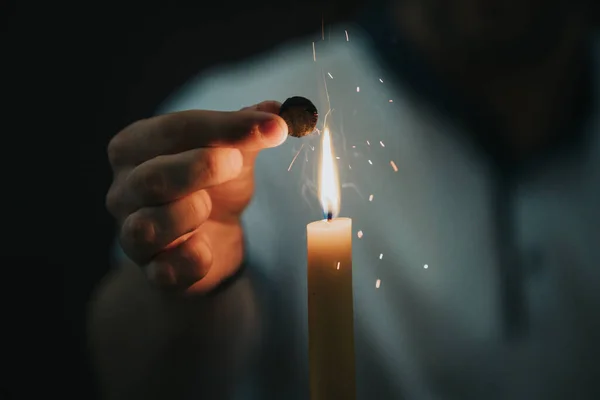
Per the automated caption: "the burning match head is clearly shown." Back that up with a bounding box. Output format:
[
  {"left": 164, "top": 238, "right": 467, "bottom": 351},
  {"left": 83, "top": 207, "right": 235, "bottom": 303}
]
[{"left": 279, "top": 96, "right": 318, "bottom": 138}]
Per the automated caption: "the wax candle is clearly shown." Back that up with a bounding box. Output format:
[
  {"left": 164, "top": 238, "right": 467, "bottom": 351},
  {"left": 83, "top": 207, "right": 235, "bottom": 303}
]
[{"left": 307, "top": 127, "right": 356, "bottom": 400}]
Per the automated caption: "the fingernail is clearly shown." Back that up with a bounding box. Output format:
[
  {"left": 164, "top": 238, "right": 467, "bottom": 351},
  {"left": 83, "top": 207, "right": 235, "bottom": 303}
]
[
  {"left": 259, "top": 118, "right": 287, "bottom": 145},
  {"left": 147, "top": 263, "right": 177, "bottom": 287}
]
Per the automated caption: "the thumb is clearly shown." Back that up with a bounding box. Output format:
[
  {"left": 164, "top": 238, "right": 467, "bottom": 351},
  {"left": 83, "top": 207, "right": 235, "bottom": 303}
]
[
  {"left": 235, "top": 100, "right": 288, "bottom": 149},
  {"left": 240, "top": 100, "right": 282, "bottom": 114}
]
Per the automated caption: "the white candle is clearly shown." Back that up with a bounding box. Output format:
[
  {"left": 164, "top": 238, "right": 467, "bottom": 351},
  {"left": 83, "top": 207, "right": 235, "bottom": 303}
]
[{"left": 307, "top": 127, "right": 356, "bottom": 400}]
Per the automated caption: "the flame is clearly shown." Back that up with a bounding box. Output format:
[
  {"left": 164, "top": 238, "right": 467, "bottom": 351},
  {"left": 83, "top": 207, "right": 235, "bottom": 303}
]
[{"left": 318, "top": 127, "right": 340, "bottom": 219}]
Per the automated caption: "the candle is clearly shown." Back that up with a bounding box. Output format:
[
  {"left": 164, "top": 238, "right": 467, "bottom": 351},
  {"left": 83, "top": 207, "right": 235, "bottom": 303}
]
[{"left": 307, "top": 127, "right": 356, "bottom": 400}]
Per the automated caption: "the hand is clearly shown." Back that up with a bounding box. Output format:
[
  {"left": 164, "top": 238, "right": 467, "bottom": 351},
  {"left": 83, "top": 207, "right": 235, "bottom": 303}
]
[{"left": 106, "top": 101, "right": 287, "bottom": 293}]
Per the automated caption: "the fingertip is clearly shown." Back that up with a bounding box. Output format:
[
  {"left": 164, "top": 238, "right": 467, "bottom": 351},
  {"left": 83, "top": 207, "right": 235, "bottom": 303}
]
[
  {"left": 258, "top": 115, "right": 288, "bottom": 147},
  {"left": 147, "top": 234, "right": 213, "bottom": 289},
  {"left": 182, "top": 234, "right": 214, "bottom": 282}
]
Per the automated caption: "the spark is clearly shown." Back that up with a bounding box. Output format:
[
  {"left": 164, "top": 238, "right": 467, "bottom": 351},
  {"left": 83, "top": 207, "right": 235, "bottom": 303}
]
[
  {"left": 352, "top": 145, "right": 356, "bottom": 149},
  {"left": 287, "top": 144, "right": 305, "bottom": 171},
  {"left": 336, "top": 156, "right": 340, "bottom": 160},
  {"left": 345, "top": 30, "right": 349, "bottom": 41},
  {"left": 379, "top": 253, "right": 383, "bottom": 259},
  {"left": 312, "top": 42, "right": 316, "bottom": 61},
  {"left": 357, "top": 230, "right": 363, "bottom": 238},
  {"left": 375, "top": 279, "right": 381, "bottom": 288},
  {"left": 366, "top": 140, "right": 370, "bottom": 146},
  {"left": 389, "top": 99, "right": 394, "bottom": 103},
  {"left": 356, "top": 86, "right": 360, "bottom": 92},
  {"left": 390, "top": 160, "right": 398, "bottom": 172},
  {"left": 380, "top": 141, "right": 385, "bottom": 147},
  {"left": 327, "top": 72, "right": 334, "bottom": 79},
  {"left": 424, "top": 264, "right": 429, "bottom": 269},
  {"left": 368, "top": 194, "right": 373, "bottom": 201},
  {"left": 322, "top": 73, "right": 331, "bottom": 112},
  {"left": 368, "top": 160, "right": 373, "bottom": 165},
  {"left": 336, "top": 261, "right": 340, "bottom": 270},
  {"left": 379, "top": 78, "right": 384, "bottom": 83}
]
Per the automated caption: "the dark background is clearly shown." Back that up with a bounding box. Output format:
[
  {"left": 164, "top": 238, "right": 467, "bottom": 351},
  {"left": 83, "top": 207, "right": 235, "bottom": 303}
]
[
  {"left": 3, "top": 2, "right": 360, "bottom": 398},
  {"left": 7, "top": 2, "right": 596, "bottom": 398}
]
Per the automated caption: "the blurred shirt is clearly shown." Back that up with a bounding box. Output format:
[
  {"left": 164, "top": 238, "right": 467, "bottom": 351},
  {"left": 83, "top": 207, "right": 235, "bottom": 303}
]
[{"left": 157, "top": 22, "right": 600, "bottom": 399}]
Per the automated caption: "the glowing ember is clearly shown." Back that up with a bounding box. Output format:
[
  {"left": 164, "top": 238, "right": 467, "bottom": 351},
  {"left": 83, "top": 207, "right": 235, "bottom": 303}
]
[
  {"left": 287, "top": 144, "right": 305, "bottom": 171},
  {"left": 375, "top": 279, "right": 381, "bottom": 288},
  {"left": 357, "top": 230, "right": 363, "bottom": 238},
  {"left": 336, "top": 261, "right": 340, "bottom": 270},
  {"left": 390, "top": 160, "right": 398, "bottom": 172}
]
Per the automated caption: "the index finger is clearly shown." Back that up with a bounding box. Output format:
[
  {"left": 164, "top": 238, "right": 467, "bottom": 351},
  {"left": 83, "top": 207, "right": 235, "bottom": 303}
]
[{"left": 112, "top": 101, "right": 288, "bottom": 166}]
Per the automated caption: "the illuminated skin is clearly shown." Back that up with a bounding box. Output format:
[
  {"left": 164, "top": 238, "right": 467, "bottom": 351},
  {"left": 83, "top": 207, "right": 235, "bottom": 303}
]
[{"left": 106, "top": 101, "right": 288, "bottom": 293}]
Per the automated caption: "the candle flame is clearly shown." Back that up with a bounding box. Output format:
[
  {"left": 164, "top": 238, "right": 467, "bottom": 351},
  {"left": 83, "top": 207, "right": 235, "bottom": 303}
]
[{"left": 318, "top": 127, "right": 340, "bottom": 219}]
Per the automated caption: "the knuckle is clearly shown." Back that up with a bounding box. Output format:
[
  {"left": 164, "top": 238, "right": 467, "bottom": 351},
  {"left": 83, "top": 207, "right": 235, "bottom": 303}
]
[
  {"left": 121, "top": 213, "right": 157, "bottom": 250},
  {"left": 105, "top": 186, "right": 121, "bottom": 216},
  {"left": 173, "top": 112, "right": 192, "bottom": 133},
  {"left": 137, "top": 166, "right": 168, "bottom": 201},
  {"left": 157, "top": 113, "right": 190, "bottom": 145},
  {"left": 107, "top": 135, "right": 125, "bottom": 166},
  {"left": 108, "top": 119, "right": 149, "bottom": 166},
  {"left": 154, "top": 115, "right": 173, "bottom": 142}
]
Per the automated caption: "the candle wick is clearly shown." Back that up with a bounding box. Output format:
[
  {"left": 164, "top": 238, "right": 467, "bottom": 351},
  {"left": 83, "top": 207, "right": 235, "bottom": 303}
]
[{"left": 326, "top": 211, "right": 333, "bottom": 222}]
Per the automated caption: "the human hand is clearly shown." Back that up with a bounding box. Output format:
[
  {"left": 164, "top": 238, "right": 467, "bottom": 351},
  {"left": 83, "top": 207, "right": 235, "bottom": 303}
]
[{"left": 106, "top": 101, "right": 287, "bottom": 293}]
